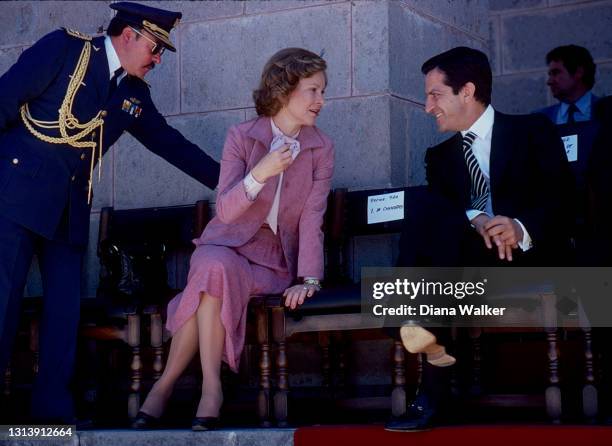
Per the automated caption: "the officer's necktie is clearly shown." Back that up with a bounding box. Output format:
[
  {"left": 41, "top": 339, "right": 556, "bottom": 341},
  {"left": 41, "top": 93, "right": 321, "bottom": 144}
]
[
  {"left": 567, "top": 103, "right": 579, "bottom": 124},
  {"left": 108, "top": 67, "right": 124, "bottom": 98},
  {"left": 462, "top": 131, "right": 489, "bottom": 212}
]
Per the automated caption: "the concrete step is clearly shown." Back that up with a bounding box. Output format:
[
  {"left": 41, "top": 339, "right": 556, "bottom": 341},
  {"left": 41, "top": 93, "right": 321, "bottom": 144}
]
[{"left": 0, "top": 428, "right": 295, "bottom": 446}]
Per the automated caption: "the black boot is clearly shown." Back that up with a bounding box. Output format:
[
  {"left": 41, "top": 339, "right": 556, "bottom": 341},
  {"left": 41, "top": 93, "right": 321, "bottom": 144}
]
[
  {"left": 385, "top": 392, "right": 436, "bottom": 431},
  {"left": 385, "top": 361, "right": 452, "bottom": 431}
]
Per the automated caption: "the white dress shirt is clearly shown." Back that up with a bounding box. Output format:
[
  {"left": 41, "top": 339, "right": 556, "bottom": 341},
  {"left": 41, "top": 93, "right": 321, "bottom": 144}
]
[
  {"left": 104, "top": 36, "right": 127, "bottom": 83},
  {"left": 462, "top": 105, "right": 532, "bottom": 251}
]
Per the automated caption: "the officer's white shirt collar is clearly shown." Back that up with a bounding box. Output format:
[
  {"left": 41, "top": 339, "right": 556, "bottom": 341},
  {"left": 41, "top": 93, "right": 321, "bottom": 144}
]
[
  {"left": 559, "top": 90, "right": 593, "bottom": 122},
  {"left": 104, "top": 36, "right": 127, "bottom": 82},
  {"left": 461, "top": 104, "right": 494, "bottom": 141}
]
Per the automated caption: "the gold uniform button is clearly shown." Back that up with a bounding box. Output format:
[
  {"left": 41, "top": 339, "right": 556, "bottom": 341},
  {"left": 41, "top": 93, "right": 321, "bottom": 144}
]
[
  {"left": 80, "top": 153, "right": 86, "bottom": 160},
  {"left": 100, "top": 110, "right": 107, "bottom": 118},
  {"left": 12, "top": 158, "right": 19, "bottom": 165},
  {"left": 91, "top": 131, "right": 97, "bottom": 139},
  {"left": 71, "top": 175, "right": 76, "bottom": 181}
]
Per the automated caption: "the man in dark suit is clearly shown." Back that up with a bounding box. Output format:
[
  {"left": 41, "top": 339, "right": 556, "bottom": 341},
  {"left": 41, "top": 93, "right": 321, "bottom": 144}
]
[
  {"left": 537, "top": 45, "right": 599, "bottom": 125},
  {"left": 586, "top": 97, "right": 612, "bottom": 420},
  {"left": 588, "top": 96, "right": 612, "bottom": 262},
  {"left": 535, "top": 46, "right": 601, "bottom": 266},
  {"left": 0, "top": 2, "right": 220, "bottom": 423},
  {"left": 387, "top": 47, "right": 572, "bottom": 431}
]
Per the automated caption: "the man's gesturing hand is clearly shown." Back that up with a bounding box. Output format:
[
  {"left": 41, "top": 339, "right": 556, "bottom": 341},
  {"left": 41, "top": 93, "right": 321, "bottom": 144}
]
[
  {"left": 471, "top": 213, "right": 518, "bottom": 261},
  {"left": 484, "top": 216, "right": 523, "bottom": 261}
]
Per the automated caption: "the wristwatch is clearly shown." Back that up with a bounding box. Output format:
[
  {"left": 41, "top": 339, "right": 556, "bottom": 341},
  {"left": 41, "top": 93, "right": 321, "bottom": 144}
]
[{"left": 303, "top": 278, "right": 321, "bottom": 290}]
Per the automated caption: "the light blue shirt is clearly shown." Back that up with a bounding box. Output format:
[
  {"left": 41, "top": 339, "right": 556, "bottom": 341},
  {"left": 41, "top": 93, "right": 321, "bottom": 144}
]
[{"left": 555, "top": 91, "right": 593, "bottom": 125}]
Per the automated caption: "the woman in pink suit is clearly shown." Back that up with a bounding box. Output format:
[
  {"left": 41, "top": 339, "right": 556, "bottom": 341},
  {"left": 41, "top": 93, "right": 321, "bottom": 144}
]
[{"left": 133, "top": 47, "right": 333, "bottom": 430}]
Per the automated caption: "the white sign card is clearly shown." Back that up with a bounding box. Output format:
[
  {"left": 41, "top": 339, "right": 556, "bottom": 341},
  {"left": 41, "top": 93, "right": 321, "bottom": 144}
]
[
  {"left": 367, "top": 191, "right": 404, "bottom": 224},
  {"left": 562, "top": 134, "right": 578, "bottom": 162}
]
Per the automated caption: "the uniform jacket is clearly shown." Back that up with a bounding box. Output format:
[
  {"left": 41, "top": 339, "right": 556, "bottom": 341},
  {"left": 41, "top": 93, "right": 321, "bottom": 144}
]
[
  {"left": 425, "top": 111, "right": 573, "bottom": 261},
  {"left": 197, "top": 116, "right": 334, "bottom": 279},
  {"left": 0, "top": 29, "right": 220, "bottom": 247}
]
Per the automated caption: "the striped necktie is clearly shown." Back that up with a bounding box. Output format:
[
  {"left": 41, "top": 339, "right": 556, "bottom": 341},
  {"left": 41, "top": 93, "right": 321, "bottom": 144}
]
[{"left": 462, "top": 131, "right": 489, "bottom": 212}]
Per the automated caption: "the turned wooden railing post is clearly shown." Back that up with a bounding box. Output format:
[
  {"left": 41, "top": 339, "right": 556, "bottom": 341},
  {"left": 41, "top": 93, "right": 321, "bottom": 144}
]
[
  {"left": 150, "top": 313, "right": 164, "bottom": 380},
  {"left": 272, "top": 306, "right": 288, "bottom": 427},
  {"left": 391, "top": 339, "right": 406, "bottom": 417},
  {"left": 127, "top": 313, "right": 141, "bottom": 419},
  {"left": 256, "top": 305, "right": 272, "bottom": 427}
]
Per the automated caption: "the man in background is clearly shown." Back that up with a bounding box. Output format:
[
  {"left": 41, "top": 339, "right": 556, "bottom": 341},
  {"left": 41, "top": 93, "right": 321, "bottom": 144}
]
[{"left": 538, "top": 45, "right": 599, "bottom": 124}]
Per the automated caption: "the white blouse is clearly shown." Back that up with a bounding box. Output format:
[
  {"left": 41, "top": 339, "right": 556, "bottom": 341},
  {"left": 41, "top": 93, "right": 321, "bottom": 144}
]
[{"left": 243, "top": 119, "right": 300, "bottom": 234}]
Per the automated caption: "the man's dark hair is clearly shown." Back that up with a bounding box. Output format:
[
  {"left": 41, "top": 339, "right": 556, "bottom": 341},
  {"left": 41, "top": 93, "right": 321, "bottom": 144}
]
[
  {"left": 107, "top": 17, "right": 131, "bottom": 37},
  {"left": 421, "top": 47, "right": 492, "bottom": 105},
  {"left": 546, "top": 45, "right": 596, "bottom": 90}
]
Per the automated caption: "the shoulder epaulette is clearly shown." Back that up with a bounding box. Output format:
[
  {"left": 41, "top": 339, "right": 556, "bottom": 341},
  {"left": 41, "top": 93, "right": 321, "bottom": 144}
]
[{"left": 62, "top": 28, "right": 92, "bottom": 41}]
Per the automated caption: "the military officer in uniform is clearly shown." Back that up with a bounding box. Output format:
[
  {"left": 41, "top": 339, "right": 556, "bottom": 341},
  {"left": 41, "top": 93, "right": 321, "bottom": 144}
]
[{"left": 0, "top": 2, "right": 220, "bottom": 422}]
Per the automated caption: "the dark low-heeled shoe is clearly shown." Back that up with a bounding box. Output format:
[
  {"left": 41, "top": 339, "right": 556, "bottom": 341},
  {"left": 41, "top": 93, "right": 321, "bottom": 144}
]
[
  {"left": 131, "top": 411, "right": 161, "bottom": 430},
  {"left": 192, "top": 416, "right": 220, "bottom": 431}
]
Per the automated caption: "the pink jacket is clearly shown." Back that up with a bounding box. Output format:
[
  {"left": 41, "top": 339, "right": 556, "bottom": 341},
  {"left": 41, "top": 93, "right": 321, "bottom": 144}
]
[{"left": 196, "top": 116, "right": 335, "bottom": 279}]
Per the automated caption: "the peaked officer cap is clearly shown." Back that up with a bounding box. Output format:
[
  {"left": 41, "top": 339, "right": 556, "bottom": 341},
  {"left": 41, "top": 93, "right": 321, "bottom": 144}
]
[{"left": 110, "top": 2, "right": 181, "bottom": 52}]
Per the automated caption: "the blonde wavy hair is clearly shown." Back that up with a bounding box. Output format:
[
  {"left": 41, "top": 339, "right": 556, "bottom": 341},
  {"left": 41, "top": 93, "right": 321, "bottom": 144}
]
[{"left": 253, "top": 47, "right": 327, "bottom": 117}]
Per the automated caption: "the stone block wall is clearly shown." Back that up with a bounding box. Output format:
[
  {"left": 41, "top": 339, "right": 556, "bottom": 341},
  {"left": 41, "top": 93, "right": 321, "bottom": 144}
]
[
  {"left": 490, "top": 0, "right": 612, "bottom": 113},
  {"left": 1, "top": 1, "right": 490, "bottom": 296},
  {"left": 3, "top": 1, "right": 609, "bottom": 296},
  {"left": 2, "top": 0, "right": 609, "bottom": 398}
]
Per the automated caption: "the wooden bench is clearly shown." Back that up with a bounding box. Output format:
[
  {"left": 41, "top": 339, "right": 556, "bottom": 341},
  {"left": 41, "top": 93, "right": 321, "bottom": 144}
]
[
  {"left": 80, "top": 200, "right": 210, "bottom": 420},
  {"left": 261, "top": 186, "right": 418, "bottom": 426},
  {"left": 259, "top": 186, "right": 598, "bottom": 425}
]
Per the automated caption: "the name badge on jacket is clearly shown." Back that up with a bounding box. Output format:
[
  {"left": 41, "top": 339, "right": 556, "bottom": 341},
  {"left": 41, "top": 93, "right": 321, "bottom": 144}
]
[
  {"left": 561, "top": 134, "right": 578, "bottom": 162},
  {"left": 121, "top": 97, "right": 142, "bottom": 117}
]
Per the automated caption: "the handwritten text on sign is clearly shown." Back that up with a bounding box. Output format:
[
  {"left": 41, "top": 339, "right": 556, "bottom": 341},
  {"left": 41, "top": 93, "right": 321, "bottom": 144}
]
[
  {"left": 562, "top": 134, "right": 578, "bottom": 162},
  {"left": 367, "top": 191, "right": 404, "bottom": 224}
]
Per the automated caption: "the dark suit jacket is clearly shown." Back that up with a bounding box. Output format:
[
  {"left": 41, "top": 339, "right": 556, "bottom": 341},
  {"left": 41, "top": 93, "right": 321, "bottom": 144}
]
[
  {"left": 587, "top": 96, "right": 612, "bottom": 263},
  {"left": 424, "top": 110, "right": 573, "bottom": 263},
  {"left": 536, "top": 94, "right": 600, "bottom": 124},
  {"left": 0, "top": 29, "right": 220, "bottom": 247}
]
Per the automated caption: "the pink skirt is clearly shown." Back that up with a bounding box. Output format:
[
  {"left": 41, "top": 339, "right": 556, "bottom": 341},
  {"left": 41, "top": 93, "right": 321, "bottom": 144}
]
[{"left": 165, "top": 226, "right": 292, "bottom": 372}]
